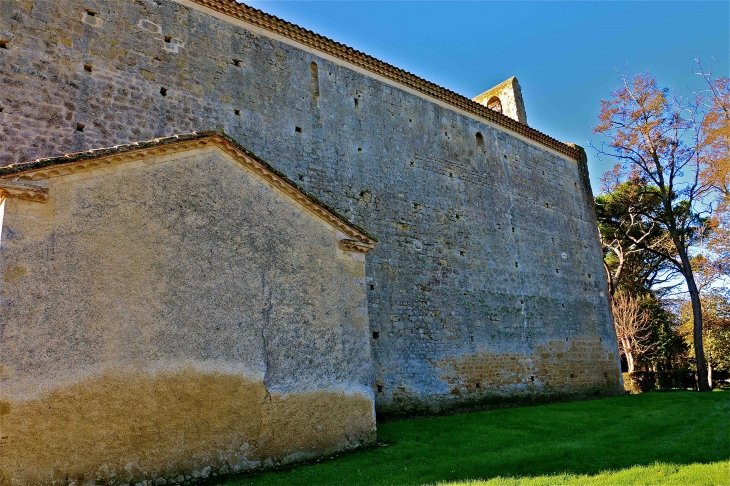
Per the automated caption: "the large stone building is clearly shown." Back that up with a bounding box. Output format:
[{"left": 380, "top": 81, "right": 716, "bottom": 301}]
[{"left": 0, "top": 0, "right": 622, "bottom": 483}]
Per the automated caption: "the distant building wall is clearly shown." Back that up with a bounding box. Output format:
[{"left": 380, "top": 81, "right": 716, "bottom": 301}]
[
  {"left": 0, "top": 0, "right": 622, "bottom": 426},
  {"left": 0, "top": 142, "right": 376, "bottom": 483}
]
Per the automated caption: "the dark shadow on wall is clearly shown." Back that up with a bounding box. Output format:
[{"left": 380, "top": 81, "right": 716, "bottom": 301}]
[{"left": 218, "top": 390, "right": 729, "bottom": 486}]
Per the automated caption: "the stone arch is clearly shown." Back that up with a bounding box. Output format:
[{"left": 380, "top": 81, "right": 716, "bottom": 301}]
[{"left": 486, "top": 96, "right": 502, "bottom": 114}]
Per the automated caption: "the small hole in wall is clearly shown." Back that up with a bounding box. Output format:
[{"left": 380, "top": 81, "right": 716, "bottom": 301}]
[
  {"left": 372, "top": 331, "right": 379, "bottom": 340},
  {"left": 476, "top": 132, "right": 484, "bottom": 149},
  {"left": 377, "top": 385, "right": 383, "bottom": 393},
  {"left": 234, "top": 109, "right": 241, "bottom": 116},
  {"left": 530, "top": 375, "right": 535, "bottom": 382},
  {"left": 358, "top": 147, "right": 362, "bottom": 152},
  {"left": 0, "top": 106, "right": 4, "bottom": 113},
  {"left": 455, "top": 214, "right": 461, "bottom": 220},
  {"left": 160, "top": 87, "right": 168, "bottom": 96},
  {"left": 84, "top": 64, "right": 93, "bottom": 72},
  {"left": 408, "top": 118, "right": 412, "bottom": 123},
  {"left": 520, "top": 300, "right": 524, "bottom": 305},
  {"left": 86, "top": 10, "right": 96, "bottom": 17},
  {"left": 0, "top": 41, "right": 8, "bottom": 50},
  {"left": 444, "top": 131, "right": 448, "bottom": 137},
  {"left": 512, "top": 227, "right": 515, "bottom": 233},
  {"left": 604, "top": 373, "right": 608, "bottom": 378},
  {"left": 570, "top": 374, "right": 575, "bottom": 379},
  {"left": 470, "top": 336, "right": 474, "bottom": 342},
  {"left": 475, "top": 383, "right": 481, "bottom": 389},
  {"left": 561, "top": 303, "right": 565, "bottom": 308},
  {"left": 295, "top": 126, "right": 302, "bottom": 133},
  {"left": 587, "top": 274, "right": 592, "bottom": 279},
  {"left": 76, "top": 123, "right": 85, "bottom": 132},
  {"left": 556, "top": 268, "right": 560, "bottom": 274},
  {"left": 232, "top": 59, "right": 242, "bottom": 67},
  {"left": 545, "top": 202, "right": 550, "bottom": 208},
  {"left": 515, "top": 262, "right": 519, "bottom": 268},
  {"left": 370, "top": 284, "right": 375, "bottom": 290},
  {"left": 164, "top": 35, "right": 172, "bottom": 43},
  {"left": 449, "top": 172, "right": 454, "bottom": 178},
  {"left": 410, "top": 161, "right": 414, "bottom": 167},
  {"left": 574, "top": 182, "right": 578, "bottom": 188},
  {"left": 460, "top": 250, "right": 465, "bottom": 256},
  {"left": 354, "top": 98, "right": 359, "bottom": 107}
]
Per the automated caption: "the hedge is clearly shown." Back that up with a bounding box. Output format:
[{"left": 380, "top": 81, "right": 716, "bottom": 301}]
[{"left": 623, "top": 371, "right": 696, "bottom": 393}]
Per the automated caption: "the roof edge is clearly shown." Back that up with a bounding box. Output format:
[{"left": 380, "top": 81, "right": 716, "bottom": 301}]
[
  {"left": 0, "top": 130, "right": 378, "bottom": 247},
  {"left": 181, "top": 0, "right": 580, "bottom": 161}
]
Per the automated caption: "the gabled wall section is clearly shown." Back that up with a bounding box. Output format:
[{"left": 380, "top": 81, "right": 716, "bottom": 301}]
[{"left": 0, "top": 134, "right": 377, "bottom": 483}]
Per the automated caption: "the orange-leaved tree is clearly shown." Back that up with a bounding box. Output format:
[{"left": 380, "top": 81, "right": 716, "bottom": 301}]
[
  {"left": 592, "top": 72, "right": 715, "bottom": 391},
  {"left": 695, "top": 61, "right": 730, "bottom": 282}
]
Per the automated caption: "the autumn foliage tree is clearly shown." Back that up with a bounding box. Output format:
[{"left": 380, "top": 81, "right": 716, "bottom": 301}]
[
  {"left": 593, "top": 72, "right": 714, "bottom": 391},
  {"left": 695, "top": 61, "right": 730, "bottom": 281},
  {"left": 612, "top": 290, "right": 653, "bottom": 372}
]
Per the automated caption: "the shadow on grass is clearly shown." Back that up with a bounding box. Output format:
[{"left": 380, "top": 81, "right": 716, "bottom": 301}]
[{"left": 220, "top": 390, "right": 729, "bottom": 486}]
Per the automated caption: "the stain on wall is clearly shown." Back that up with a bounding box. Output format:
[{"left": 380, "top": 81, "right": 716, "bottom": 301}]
[
  {"left": 1, "top": 370, "right": 374, "bottom": 484},
  {"left": 435, "top": 338, "right": 620, "bottom": 394}
]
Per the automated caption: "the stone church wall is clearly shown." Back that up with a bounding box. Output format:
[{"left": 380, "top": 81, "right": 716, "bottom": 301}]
[{"left": 0, "top": 0, "right": 622, "bottom": 421}]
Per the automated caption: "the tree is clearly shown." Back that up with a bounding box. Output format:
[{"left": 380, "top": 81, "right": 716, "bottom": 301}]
[
  {"left": 695, "top": 61, "right": 730, "bottom": 282},
  {"left": 679, "top": 289, "right": 730, "bottom": 386},
  {"left": 612, "top": 290, "right": 653, "bottom": 372},
  {"left": 641, "top": 294, "right": 687, "bottom": 372},
  {"left": 596, "top": 180, "right": 676, "bottom": 298},
  {"left": 592, "top": 72, "right": 714, "bottom": 391},
  {"left": 695, "top": 61, "right": 730, "bottom": 203}
]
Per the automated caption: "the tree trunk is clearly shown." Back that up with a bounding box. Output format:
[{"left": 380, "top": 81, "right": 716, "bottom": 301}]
[
  {"left": 708, "top": 362, "right": 713, "bottom": 390},
  {"left": 677, "top": 248, "right": 711, "bottom": 392},
  {"left": 624, "top": 339, "right": 635, "bottom": 373}
]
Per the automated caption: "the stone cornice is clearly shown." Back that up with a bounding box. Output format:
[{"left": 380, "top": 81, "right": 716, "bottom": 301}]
[
  {"left": 0, "top": 179, "right": 49, "bottom": 202},
  {"left": 182, "top": 0, "right": 581, "bottom": 162},
  {"left": 338, "top": 239, "right": 375, "bottom": 254},
  {"left": 0, "top": 131, "right": 377, "bottom": 253}
]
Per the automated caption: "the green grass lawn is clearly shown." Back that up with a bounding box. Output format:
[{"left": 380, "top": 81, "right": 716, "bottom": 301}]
[{"left": 221, "top": 390, "right": 729, "bottom": 486}]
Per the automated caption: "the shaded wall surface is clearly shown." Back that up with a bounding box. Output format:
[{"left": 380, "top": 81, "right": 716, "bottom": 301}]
[
  {"left": 0, "top": 0, "right": 622, "bottom": 418},
  {"left": 0, "top": 147, "right": 376, "bottom": 483}
]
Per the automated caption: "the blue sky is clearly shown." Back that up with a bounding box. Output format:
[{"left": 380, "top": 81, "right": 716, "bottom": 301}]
[{"left": 245, "top": 1, "right": 729, "bottom": 192}]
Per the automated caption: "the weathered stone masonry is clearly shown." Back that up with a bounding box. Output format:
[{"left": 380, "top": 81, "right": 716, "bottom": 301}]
[
  {"left": 0, "top": 0, "right": 623, "bottom": 480},
  {"left": 0, "top": 0, "right": 621, "bottom": 410}
]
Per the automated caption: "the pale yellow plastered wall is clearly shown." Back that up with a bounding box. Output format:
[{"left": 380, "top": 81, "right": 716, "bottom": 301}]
[{"left": 0, "top": 143, "right": 376, "bottom": 484}]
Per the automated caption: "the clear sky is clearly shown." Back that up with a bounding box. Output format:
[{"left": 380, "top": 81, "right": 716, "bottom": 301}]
[{"left": 245, "top": 1, "right": 729, "bottom": 192}]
